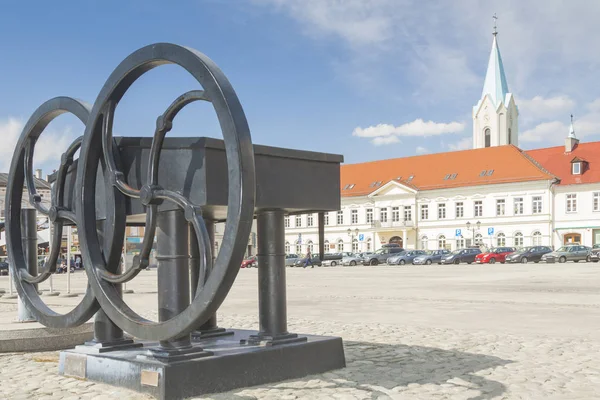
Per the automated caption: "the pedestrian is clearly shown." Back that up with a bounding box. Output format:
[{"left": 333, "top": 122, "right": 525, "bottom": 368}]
[{"left": 303, "top": 249, "right": 313, "bottom": 269}]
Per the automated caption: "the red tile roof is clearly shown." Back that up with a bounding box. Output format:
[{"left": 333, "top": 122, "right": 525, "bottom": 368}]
[
  {"left": 526, "top": 142, "right": 600, "bottom": 186},
  {"left": 341, "top": 145, "right": 556, "bottom": 197}
]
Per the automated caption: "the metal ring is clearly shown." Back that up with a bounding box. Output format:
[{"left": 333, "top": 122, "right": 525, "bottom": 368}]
[
  {"left": 76, "top": 43, "right": 256, "bottom": 341},
  {"left": 5, "top": 97, "right": 99, "bottom": 328}
]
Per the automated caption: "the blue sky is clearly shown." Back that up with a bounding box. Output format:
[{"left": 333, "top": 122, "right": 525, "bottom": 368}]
[{"left": 2, "top": 0, "right": 600, "bottom": 174}]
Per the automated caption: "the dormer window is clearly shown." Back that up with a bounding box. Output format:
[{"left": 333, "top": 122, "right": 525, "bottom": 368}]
[
  {"left": 570, "top": 157, "right": 587, "bottom": 175},
  {"left": 572, "top": 162, "right": 581, "bottom": 175}
]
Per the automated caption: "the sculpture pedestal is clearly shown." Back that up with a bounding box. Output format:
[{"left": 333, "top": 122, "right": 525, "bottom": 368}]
[{"left": 58, "top": 329, "right": 345, "bottom": 400}]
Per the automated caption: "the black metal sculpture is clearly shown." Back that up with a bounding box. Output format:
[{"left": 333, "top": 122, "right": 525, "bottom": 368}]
[{"left": 6, "top": 43, "right": 345, "bottom": 399}]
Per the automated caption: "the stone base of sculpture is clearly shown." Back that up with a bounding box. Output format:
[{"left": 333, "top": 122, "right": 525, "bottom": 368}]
[{"left": 58, "top": 329, "right": 345, "bottom": 400}]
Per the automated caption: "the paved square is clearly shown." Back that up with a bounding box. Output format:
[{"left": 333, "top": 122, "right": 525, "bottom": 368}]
[{"left": 2, "top": 263, "right": 600, "bottom": 399}]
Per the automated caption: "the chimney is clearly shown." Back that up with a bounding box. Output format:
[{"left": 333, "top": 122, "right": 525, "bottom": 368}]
[
  {"left": 565, "top": 114, "right": 579, "bottom": 153},
  {"left": 35, "top": 169, "right": 43, "bottom": 179}
]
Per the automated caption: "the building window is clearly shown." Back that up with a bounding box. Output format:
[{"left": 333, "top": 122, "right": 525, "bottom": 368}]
[
  {"left": 337, "top": 211, "right": 344, "bottom": 225},
  {"left": 324, "top": 240, "right": 329, "bottom": 253},
  {"left": 421, "top": 236, "right": 428, "bottom": 250},
  {"left": 352, "top": 239, "right": 359, "bottom": 253},
  {"left": 508, "top": 128, "right": 512, "bottom": 145},
  {"left": 380, "top": 208, "right": 388, "bottom": 223},
  {"left": 474, "top": 200, "right": 483, "bottom": 217},
  {"left": 366, "top": 208, "right": 373, "bottom": 223},
  {"left": 337, "top": 239, "right": 344, "bottom": 252},
  {"left": 438, "top": 235, "right": 446, "bottom": 249},
  {"left": 307, "top": 240, "right": 313, "bottom": 254},
  {"left": 285, "top": 241, "right": 290, "bottom": 254},
  {"left": 484, "top": 128, "right": 491, "bottom": 148},
  {"left": 475, "top": 233, "right": 483, "bottom": 245},
  {"left": 455, "top": 202, "right": 464, "bottom": 218},
  {"left": 456, "top": 237, "right": 465, "bottom": 249},
  {"left": 514, "top": 197, "right": 523, "bottom": 215},
  {"left": 420, "top": 204, "right": 429, "bottom": 220},
  {"left": 572, "top": 162, "right": 581, "bottom": 175},
  {"left": 351, "top": 209, "right": 358, "bottom": 224},
  {"left": 404, "top": 206, "right": 412, "bottom": 221},
  {"left": 532, "top": 196, "right": 542, "bottom": 214},
  {"left": 392, "top": 207, "right": 400, "bottom": 222},
  {"left": 295, "top": 215, "right": 302, "bottom": 227},
  {"left": 514, "top": 232, "right": 523, "bottom": 247},
  {"left": 496, "top": 199, "right": 506, "bottom": 216},
  {"left": 295, "top": 242, "right": 302, "bottom": 254},
  {"left": 324, "top": 212, "right": 329, "bottom": 226},
  {"left": 366, "top": 238, "right": 372, "bottom": 251},
  {"left": 566, "top": 194, "right": 577, "bottom": 213},
  {"left": 532, "top": 231, "right": 542, "bottom": 246},
  {"left": 307, "top": 214, "right": 314, "bottom": 227},
  {"left": 594, "top": 193, "right": 600, "bottom": 212},
  {"left": 497, "top": 232, "right": 506, "bottom": 246},
  {"left": 438, "top": 203, "right": 446, "bottom": 219},
  {"left": 284, "top": 216, "right": 290, "bottom": 228}
]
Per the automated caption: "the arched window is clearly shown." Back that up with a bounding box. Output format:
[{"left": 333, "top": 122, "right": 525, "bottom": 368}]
[
  {"left": 366, "top": 238, "right": 372, "bottom": 251},
  {"left": 295, "top": 241, "right": 302, "bottom": 254},
  {"left": 323, "top": 240, "right": 329, "bottom": 253},
  {"left": 532, "top": 231, "right": 542, "bottom": 246},
  {"left": 497, "top": 232, "right": 506, "bottom": 246},
  {"left": 285, "top": 241, "right": 290, "bottom": 254},
  {"left": 421, "top": 235, "right": 428, "bottom": 250},
  {"left": 484, "top": 128, "right": 491, "bottom": 148},
  {"left": 337, "top": 239, "right": 344, "bottom": 252},
  {"left": 352, "top": 238, "right": 359, "bottom": 253},
  {"left": 307, "top": 240, "right": 313, "bottom": 254},
  {"left": 514, "top": 232, "right": 523, "bottom": 247},
  {"left": 508, "top": 128, "right": 512, "bottom": 145},
  {"left": 475, "top": 233, "right": 483, "bottom": 245},
  {"left": 438, "top": 235, "right": 446, "bottom": 249}
]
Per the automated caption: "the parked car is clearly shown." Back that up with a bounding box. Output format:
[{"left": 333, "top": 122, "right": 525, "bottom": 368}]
[
  {"left": 240, "top": 256, "right": 257, "bottom": 268},
  {"left": 387, "top": 250, "right": 427, "bottom": 265},
  {"left": 440, "top": 248, "right": 482, "bottom": 265},
  {"left": 293, "top": 256, "right": 323, "bottom": 267},
  {"left": 474, "top": 247, "right": 516, "bottom": 264},
  {"left": 362, "top": 245, "right": 404, "bottom": 266},
  {"left": 541, "top": 245, "right": 592, "bottom": 263},
  {"left": 413, "top": 250, "right": 451, "bottom": 265},
  {"left": 342, "top": 252, "right": 372, "bottom": 266},
  {"left": 285, "top": 254, "right": 300, "bottom": 266},
  {"left": 322, "top": 252, "right": 351, "bottom": 267},
  {"left": 588, "top": 244, "right": 600, "bottom": 262},
  {"left": 505, "top": 246, "right": 553, "bottom": 263},
  {"left": 0, "top": 261, "right": 8, "bottom": 276}
]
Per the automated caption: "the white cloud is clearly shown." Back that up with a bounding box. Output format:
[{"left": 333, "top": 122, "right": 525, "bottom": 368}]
[
  {"left": 353, "top": 119, "right": 464, "bottom": 140},
  {"left": 521, "top": 121, "right": 567, "bottom": 143},
  {"left": 447, "top": 137, "right": 472, "bottom": 151},
  {"left": 415, "top": 146, "right": 429, "bottom": 155},
  {"left": 0, "top": 117, "right": 75, "bottom": 173},
  {"left": 519, "top": 95, "right": 575, "bottom": 121},
  {"left": 372, "top": 136, "right": 400, "bottom": 146}
]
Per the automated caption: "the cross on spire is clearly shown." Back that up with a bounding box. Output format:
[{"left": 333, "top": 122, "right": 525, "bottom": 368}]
[{"left": 493, "top": 13, "right": 498, "bottom": 36}]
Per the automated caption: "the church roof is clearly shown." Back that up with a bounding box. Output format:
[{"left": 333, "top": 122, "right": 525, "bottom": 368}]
[
  {"left": 481, "top": 36, "right": 510, "bottom": 107},
  {"left": 340, "top": 145, "right": 555, "bottom": 197},
  {"left": 526, "top": 142, "right": 600, "bottom": 186}
]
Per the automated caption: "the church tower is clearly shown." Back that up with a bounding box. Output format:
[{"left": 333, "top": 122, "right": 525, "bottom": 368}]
[{"left": 473, "top": 15, "right": 518, "bottom": 149}]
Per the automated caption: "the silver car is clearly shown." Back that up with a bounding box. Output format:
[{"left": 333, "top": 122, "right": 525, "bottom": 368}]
[
  {"left": 285, "top": 254, "right": 300, "bottom": 266},
  {"left": 541, "top": 245, "right": 591, "bottom": 263},
  {"left": 342, "top": 252, "right": 373, "bottom": 266}
]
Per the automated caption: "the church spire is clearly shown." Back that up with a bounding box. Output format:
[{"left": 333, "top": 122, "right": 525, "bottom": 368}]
[
  {"left": 481, "top": 14, "right": 509, "bottom": 107},
  {"left": 568, "top": 114, "right": 576, "bottom": 138}
]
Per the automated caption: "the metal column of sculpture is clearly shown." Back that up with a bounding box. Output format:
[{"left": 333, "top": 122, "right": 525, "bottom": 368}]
[{"left": 6, "top": 43, "right": 345, "bottom": 400}]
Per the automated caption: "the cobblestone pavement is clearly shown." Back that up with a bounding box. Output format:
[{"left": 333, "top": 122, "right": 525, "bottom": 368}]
[{"left": 2, "top": 264, "right": 600, "bottom": 399}]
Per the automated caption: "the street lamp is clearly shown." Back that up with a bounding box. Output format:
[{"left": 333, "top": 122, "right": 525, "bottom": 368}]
[
  {"left": 466, "top": 221, "right": 481, "bottom": 246},
  {"left": 347, "top": 228, "right": 359, "bottom": 253}
]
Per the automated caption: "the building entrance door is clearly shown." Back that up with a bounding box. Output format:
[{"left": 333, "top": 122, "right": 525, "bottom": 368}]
[
  {"left": 389, "top": 236, "right": 403, "bottom": 247},
  {"left": 563, "top": 233, "right": 581, "bottom": 245},
  {"left": 593, "top": 229, "right": 600, "bottom": 246}
]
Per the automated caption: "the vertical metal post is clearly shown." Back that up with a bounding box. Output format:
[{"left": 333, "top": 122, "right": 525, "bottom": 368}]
[
  {"left": 257, "top": 210, "right": 288, "bottom": 337},
  {"left": 66, "top": 226, "right": 72, "bottom": 294},
  {"left": 157, "top": 209, "right": 191, "bottom": 349},
  {"left": 18, "top": 208, "right": 37, "bottom": 322}
]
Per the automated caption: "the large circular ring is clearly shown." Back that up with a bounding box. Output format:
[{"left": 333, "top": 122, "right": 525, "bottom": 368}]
[
  {"left": 5, "top": 97, "right": 99, "bottom": 327},
  {"left": 76, "top": 43, "right": 256, "bottom": 341}
]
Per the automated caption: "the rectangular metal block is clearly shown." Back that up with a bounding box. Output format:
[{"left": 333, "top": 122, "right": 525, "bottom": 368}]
[{"left": 63, "top": 353, "right": 87, "bottom": 378}]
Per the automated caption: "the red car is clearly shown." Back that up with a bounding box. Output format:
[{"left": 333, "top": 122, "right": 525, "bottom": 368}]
[
  {"left": 475, "top": 247, "right": 516, "bottom": 264},
  {"left": 240, "top": 256, "right": 257, "bottom": 268}
]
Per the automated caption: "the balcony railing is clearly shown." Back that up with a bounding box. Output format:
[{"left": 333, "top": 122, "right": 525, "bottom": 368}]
[{"left": 370, "top": 219, "right": 414, "bottom": 228}]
